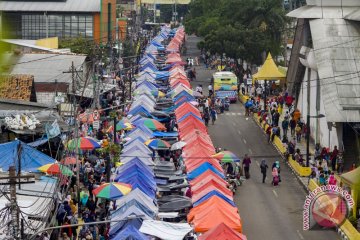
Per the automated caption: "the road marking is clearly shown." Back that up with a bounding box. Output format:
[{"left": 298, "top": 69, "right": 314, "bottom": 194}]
[
  {"left": 238, "top": 130, "right": 241, "bottom": 135},
  {"left": 243, "top": 138, "right": 247, "bottom": 144},
  {"left": 249, "top": 148, "right": 253, "bottom": 154},
  {"left": 231, "top": 112, "right": 236, "bottom": 115},
  {"left": 245, "top": 117, "right": 249, "bottom": 121},
  {"left": 296, "top": 230, "right": 304, "bottom": 240},
  {"left": 237, "top": 112, "right": 241, "bottom": 115},
  {"left": 272, "top": 189, "right": 278, "bottom": 198},
  {"left": 255, "top": 160, "right": 260, "bottom": 166}
]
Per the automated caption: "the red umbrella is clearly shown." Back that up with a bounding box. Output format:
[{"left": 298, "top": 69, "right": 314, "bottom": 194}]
[{"left": 61, "top": 157, "right": 77, "bottom": 165}]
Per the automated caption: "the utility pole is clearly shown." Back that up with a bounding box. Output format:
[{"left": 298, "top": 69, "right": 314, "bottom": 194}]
[
  {"left": 69, "top": 61, "right": 81, "bottom": 211},
  {"left": 263, "top": 80, "right": 267, "bottom": 111},
  {"left": 306, "top": 68, "right": 311, "bottom": 167},
  {"left": 1, "top": 166, "right": 35, "bottom": 240}
]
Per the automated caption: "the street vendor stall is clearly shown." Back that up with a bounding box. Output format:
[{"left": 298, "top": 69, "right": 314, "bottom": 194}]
[{"left": 340, "top": 167, "right": 360, "bottom": 217}]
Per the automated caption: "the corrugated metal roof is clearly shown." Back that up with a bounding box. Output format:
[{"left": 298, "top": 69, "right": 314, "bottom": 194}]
[
  {"left": 0, "top": 0, "right": 101, "bottom": 12},
  {"left": 309, "top": 18, "right": 360, "bottom": 122},
  {"left": 11, "top": 53, "right": 87, "bottom": 84}
]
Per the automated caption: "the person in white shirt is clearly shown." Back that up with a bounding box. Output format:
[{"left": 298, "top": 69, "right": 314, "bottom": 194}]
[{"left": 256, "top": 86, "right": 263, "bottom": 97}]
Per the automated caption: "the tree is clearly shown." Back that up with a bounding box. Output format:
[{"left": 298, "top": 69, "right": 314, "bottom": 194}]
[
  {"left": 59, "top": 36, "right": 100, "bottom": 58},
  {"left": 184, "top": 0, "right": 287, "bottom": 65}
]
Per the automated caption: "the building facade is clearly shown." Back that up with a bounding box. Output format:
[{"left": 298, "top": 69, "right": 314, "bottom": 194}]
[
  {"left": 287, "top": 0, "right": 360, "bottom": 166},
  {"left": 0, "top": 0, "right": 116, "bottom": 44}
]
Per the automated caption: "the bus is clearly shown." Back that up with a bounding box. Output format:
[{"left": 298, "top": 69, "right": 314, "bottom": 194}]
[{"left": 212, "top": 71, "right": 238, "bottom": 103}]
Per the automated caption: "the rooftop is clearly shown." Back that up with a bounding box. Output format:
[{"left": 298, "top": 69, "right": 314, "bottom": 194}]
[
  {"left": 0, "top": 0, "right": 101, "bottom": 12},
  {"left": 10, "top": 53, "right": 87, "bottom": 84}
]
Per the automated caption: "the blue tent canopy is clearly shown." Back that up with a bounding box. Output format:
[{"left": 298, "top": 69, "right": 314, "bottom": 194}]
[
  {"left": 117, "top": 158, "right": 154, "bottom": 176},
  {"left": 122, "top": 145, "right": 152, "bottom": 155},
  {"left": 136, "top": 80, "right": 159, "bottom": 90},
  {"left": 123, "top": 137, "right": 148, "bottom": 147},
  {"left": 109, "top": 218, "right": 144, "bottom": 239},
  {"left": 0, "top": 140, "right": 55, "bottom": 172},
  {"left": 128, "top": 105, "right": 153, "bottom": 118},
  {"left": 173, "top": 90, "right": 193, "bottom": 101},
  {"left": 193, "top": 190, "right": 236, "bottom": 207},
  {"left": 177, "top": 112, "right": 203, "bottom": 123},
  {"left": 175, "top": 98, "right": 195, "bottom": 108},
  {"left": 187, "top": 162, "right": 225, "bottom": 181},
  {"left": 152, "top": 131, "right": 178, "bottom": 138},
  {"left": 112, "top": 199, "right": 156, "bottom": 219},
  {"left": 117, "top": 176, "right": 156, "bottom": 199},
  {"left": 113, "top": 224, "right": 149, "bottom": 240}
]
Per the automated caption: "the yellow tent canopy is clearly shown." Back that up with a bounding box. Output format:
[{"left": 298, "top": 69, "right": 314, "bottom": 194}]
[
  {"left": 253, "top": 53, "right": 286, "bottom": 81},
  {"left": 341, "top": 167, "right": 360, "bottom": 187}
]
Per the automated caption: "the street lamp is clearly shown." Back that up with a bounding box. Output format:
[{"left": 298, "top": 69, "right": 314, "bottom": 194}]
[{"left": 306, "top": 113, "right": 325, "bottom": 167}]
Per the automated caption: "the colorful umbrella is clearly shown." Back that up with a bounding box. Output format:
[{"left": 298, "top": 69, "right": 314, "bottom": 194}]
[
  {"left": 116, "top": 121, "right": 134, "bottom": 131},
  {"left": 60, "top": 157, "right": 77, "bottom": 165},
  {"left": 38, "top": 163, "right": 73, "bottom": 176},
  {"left": 212, "top": 151, "right": 241, "bottom": 163},
  {"left": 67, "top": 137, "right": 101, "bottom": 151},
  {"left": 171, "top": 141, "right": 186, "bottom": 150},
  {"left": 92, "top": 182, "right": 132, "bottom": 200},
  {"left": 145, "top": 139, "right": 171, "bottom": 150},
  {"left": 134, "top": 118, "right": 166, "bottom": 131}
]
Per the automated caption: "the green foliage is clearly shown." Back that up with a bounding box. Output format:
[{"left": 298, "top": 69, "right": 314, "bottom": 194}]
[
  {"left": 185, "top": 0, "right": 287, "bottom": 64},
  {"left": 97, "top": 142, "right": 121, "bottom": 163},
  {"left": 59, "top": 36, "right": 99, "bottom": 58}
]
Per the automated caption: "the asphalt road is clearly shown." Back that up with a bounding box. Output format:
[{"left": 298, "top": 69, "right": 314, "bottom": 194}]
[{"left": 184, "top": 35, "right": 339, "bottom": 240}]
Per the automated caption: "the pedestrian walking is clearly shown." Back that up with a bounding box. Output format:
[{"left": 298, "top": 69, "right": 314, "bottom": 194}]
[
  {"left": 260, "top": 160, "right": 268, "bottom": 183},
  {"left": 203, "top": 109, "right": 210, "bottom": 126},
  {"left": 290, "top": 118, "right": 296, "bottom": 137},
  {"left": 282, "top": 118, "right": 289, "bottom": 137},
  {"left": 243, "top": 154, "right": 251, "bottom": 179},
  {"left": 210, "top": 107, "right": 217, "bottom": 125},
  {"left": 272, "top": 166, "right": 279, "bottom": 186},
  {"left": 295, "top": 124, "right": 302, "bottom": 142},
  {"left": 330, "top": 145, "right": 338, "bottom": 171}
]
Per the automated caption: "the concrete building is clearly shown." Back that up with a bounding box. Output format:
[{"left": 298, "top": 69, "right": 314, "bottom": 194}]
[
  {"left": 287, "top": 0, "right": 360, "bottom": 166},
  {"left": 0, "top": 0, "right": 116, "bottom": 44}
]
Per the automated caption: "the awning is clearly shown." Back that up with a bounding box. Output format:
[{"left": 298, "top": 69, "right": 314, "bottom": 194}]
[{"left": 253, "top": 53, "right": 286, "bottom": 81}]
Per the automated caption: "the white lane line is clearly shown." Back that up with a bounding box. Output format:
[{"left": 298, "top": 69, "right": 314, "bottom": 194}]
[
  {"left": 225, "top": 113, "right": 230, "bottom": 116},
  {"left": 249, "top": 148, "right": 253, "bottom": 154},
  {"left": 272, "top": 189, "right": 278, "bottom": 198},
  {"left": 238, "top": 130, "right": 241, "bottom": 135},
  {"left": 255, "top": 160, "right": 260, "bottom": 167},
  {"left": 243, "top": 138, "right": 247, "bottom": 144},
  {"left": 231, "top": 112, "right": 236, "bottom": 115},
  {"left": 296, "top": 230, "right": 304, "bottom": 240}
]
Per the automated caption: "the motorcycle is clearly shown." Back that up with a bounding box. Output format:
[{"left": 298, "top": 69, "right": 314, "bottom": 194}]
[
  {"left": 226, "top": 174, "right": 245, "bottom": 194},
  {"left": 224, "top": 99, "right": 230, "bottom": 111}
]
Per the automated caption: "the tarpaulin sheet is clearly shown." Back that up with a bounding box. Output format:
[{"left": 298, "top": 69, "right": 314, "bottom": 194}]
[{"left": 139, "top": 220, "right": 192, "bottom": 240}]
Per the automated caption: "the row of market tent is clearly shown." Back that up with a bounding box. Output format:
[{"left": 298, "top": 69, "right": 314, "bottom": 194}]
[
  {"left": 107, "top": 26, "right": 195, "bottom": 240},
  {"left": 166, "top": 29, "right": 246, "bottom": 239}
]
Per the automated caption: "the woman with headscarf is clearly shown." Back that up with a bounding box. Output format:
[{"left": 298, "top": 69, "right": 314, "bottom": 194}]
[{"left": 260, "top": 160, "right": 268, "bottom": 183}]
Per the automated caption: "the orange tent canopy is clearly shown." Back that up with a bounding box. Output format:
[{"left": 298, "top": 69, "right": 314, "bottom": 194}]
[
  {"left": 175, "top": 102, "right": 199, "bottom": 116},
  {"left": 192, "top": 188, "right": 233, "bottom": 205},
  {"left": 189, "top": 171, "right": 227, "bottom": 187},
  {"left": 185, "top": 157, "right": 223, "bottom": 173},
  {"left": 198, "top": 223, "right": 247, "bottom": 240},
  {"left": 188, "top": 196, "right": 242, "bottom": 233},
  {"left": 191, "top": 178, "right": 232, "bottom": 197},
  {"left": 172, "top": 80, "right": 191, "bottom": 89}
]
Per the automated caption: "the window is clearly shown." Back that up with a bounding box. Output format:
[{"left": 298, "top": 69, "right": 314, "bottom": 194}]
[{"left": 12, "top": 12, "right": 93, "bottom": 40}]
